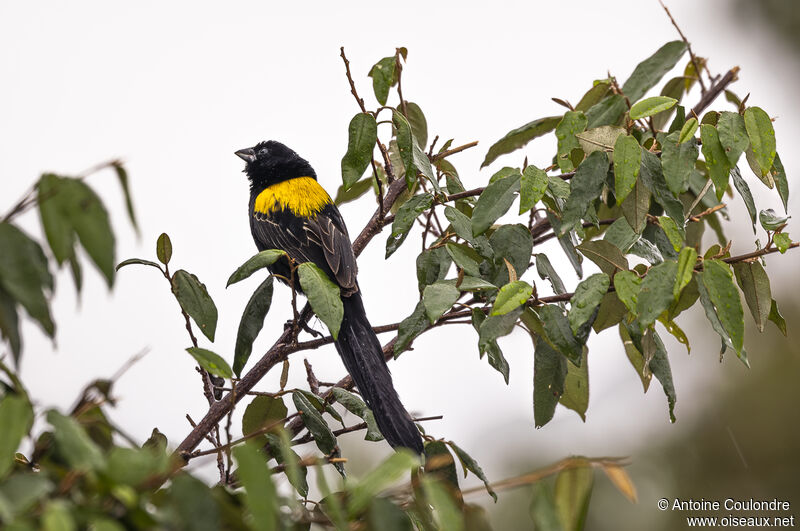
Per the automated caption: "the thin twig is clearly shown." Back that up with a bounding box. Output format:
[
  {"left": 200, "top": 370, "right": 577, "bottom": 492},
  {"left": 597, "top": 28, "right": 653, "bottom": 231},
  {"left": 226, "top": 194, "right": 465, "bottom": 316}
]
[
  {"left": 659, "top": 0, "right": 707, "bottom": 93},
  {"left": 430, "top": 141, "right": 479, "bottom": 162}
]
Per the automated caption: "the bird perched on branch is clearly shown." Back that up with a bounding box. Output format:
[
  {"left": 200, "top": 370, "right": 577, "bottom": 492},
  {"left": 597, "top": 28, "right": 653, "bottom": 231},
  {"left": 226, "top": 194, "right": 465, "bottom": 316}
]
[{"left": 235, "top": 140, "right": 424, "bottom": 454}]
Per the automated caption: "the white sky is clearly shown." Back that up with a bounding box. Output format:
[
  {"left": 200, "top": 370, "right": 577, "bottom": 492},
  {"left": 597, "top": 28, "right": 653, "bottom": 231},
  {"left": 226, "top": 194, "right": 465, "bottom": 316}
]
[{"left": 1, "top": 0, "right": 796, "bottom": 500}]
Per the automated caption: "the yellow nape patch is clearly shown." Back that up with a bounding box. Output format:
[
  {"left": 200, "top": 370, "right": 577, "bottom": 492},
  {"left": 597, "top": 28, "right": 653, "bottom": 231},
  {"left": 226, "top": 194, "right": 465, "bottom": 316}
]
[{"left": 253, "top": 176, "right": 332, "bottom": 218}]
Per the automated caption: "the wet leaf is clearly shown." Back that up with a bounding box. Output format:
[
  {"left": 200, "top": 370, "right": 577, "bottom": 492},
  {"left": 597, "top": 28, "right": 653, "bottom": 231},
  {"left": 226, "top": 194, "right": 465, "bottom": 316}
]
[
  {"left": 471, "top": 174, "right": 521, "bottom": 236},
  {"left": 519, "top": 165, "right": 548, "bottom": 214},
  {"left": 732, "top": 261, "right": 771, "bottom": 333},
  {"left": 568, "top": 273, "right": 610, "bottom": 336},
  {"left": 298, "top": 262, "right": 343, "bottom": 340},
  {"left": 613, "top": 134, "right": 641, "bottom": 204},
  {"left": 233, "top": 276, "right": 273, "bottom": 376},
  {"left": 717, "top": 111, "right": 749, "bottom": 166},
  {"left": 629, "top": 96, "right": 677, "bottom": 120},
  {"left": 744, "top": 106, "right": 776, "bottom": 177},
  {"left": 171, "top": 270, "right": 218, "bottom": 342},
  {"left": 227, "top": 249, "right": 286, "bottom": 286},
  {"left": 481, "top": 116, "right": 561, "bottom": 168},
  {"left": 186, "top": 347, "right": 232, "bottom": 379}
]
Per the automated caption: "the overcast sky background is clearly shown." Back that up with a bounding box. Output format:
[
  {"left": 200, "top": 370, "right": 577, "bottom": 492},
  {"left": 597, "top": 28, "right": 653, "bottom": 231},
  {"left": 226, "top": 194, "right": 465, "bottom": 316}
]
[{"left": 1, "top": 0, "right": 796, "bottom": 517}]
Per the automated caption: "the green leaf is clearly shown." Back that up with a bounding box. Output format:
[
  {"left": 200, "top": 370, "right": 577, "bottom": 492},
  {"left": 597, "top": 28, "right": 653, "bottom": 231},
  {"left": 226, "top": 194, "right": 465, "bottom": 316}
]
[
  {"left": 621, "top": 180, "right": 650, "bottom": 233},
  {"left": 457, "top": 276, "right": 498, "bottom": 291},
  {"left": 369, "top": 57, "right": 396, "bottom": 105},
  {"left": 639, "top": 149, "right": 684, "bottom": 225},
  {"left": 577, "top": 240, "right": 629, "bottom": 277},
  {"left": 242, "top": 395, "right": 288, "bottom": 436},
  {"left": 0, "top": 473, "right": 54, "bottom": 517},
  {"left": 774, "top": 232, "right": 792, "bottom": 253},
  {"left": 232, "top": 441, "right": 279, "bottom": 529},
  {"left": 535, "top": 254, "right": 566, "bottom": 296},
  {"left": 700, "top": 124, "right": 731, "bottom": 201},
  {"left": 702, "top": 260, "right": 745, "bottom": 357},
  {"left": 0, "top": 395, "right": 33, "bottom": 479},
  {"left": 568, "top": 273, "right": 610, "bottom": 335},
  {"left": 603, "top": 218, "right": 639, "bottom": 253},
  {"left": 37, "top": 174, "right": 75, "bottom": 264},
  {"left": 423, "top": 281, "right": 460, "bottom": 323},
  {"left": 342, "top": 113, "right": 378, "bottom": 190},
  {"left": 621, "top": 41, "right": 688, "bottom": 102},
  {"left": 481, "top": 116, "right": 561, "bottom": 168},
  {"left": 172, "top": 270, "right": 218, "bottom": 341},
  {"left": 576, "top": 125, "right": 625, "bottom": 154},
  {"left": 489, "top": 224, "right": 532, "bottom": 285},
  {"left": 297, "top": 262, "right": 343, "bottom": 340},
  {"left": 226, "top": 249, "right": 286, "bottom": 286},
  {"left": 186, "top": 347, "right": 232, "bottom": 379},
  {"left": 678, "top": 117, "right": 699, "bottom": 143},
  {"left": 445, "top": 243, "right": 481, "bottom": 278},
  {"left": 637, "top": 260, "right": 678, "bottom": 327},
  {"left": 167, "top": 474, "right": 220, "bottom": 531},
  {"left": 530, "top": 483, "right": 562, "bottom": 530},
  {"left": 350, "top": 451, "right": 420, "bottom": 515},
  {"left": 423, "top": 478, "right": 465, "bottom": 531},
  {"left": 575, "top": 81, "right": 611, "bottom": 112},
  {"left": 585, "top": 94, "right": 626, "bottom": 128},
  {"left": 269, "top": 429, "right": 308, "bottom": 498},
  {"left": 395, "top": 301, "right": 428, "bottom": 355},
  {"left": 38, "top": 175, "right": 116, "bottom": 286},
  {"left": 538, "top": 304, "right": 582, "bottom": 365},
  {"left": 743, "top": 106, "right": 776, "bottom": 178},
  {"left": 674, "top": 247, "right": 697, "bottom": 300},
  {"left": 233, "top": 276, "right": 273, "bottom": 376},
  {"left": 156, "top": 232, "right": 172, "bottom": 265},
  {"left": 614, "top": 270, "right": 642, "bottom": 314},
  {"left": 559, "top": 354, "right": 589, "bottom": 420},
  {"left": 46, "top": 410, "right": 104, "bottom": 471},
  {"left": 560, "top": 151, "right": 609, "bottom": 234},
  {"left": 405, "top": 101, "right": 428, "bottom": 148},
  {"left": 533, "top": 339, "right": 567, "bottom": 428},
  {"left": 768, "top": 299, "right": 787, "bottom": 336},
  {"left": 331, "top": 388, "right": 382, "bottom": 441},
  {"left": 629, "top": 96, "right": 677, "bottom": 119},
  {"left": 448, "top": 441, "right": 497, "bottom": 501},
  {"left": 658, "top": 216, "right": 684, "bottom": 252},
  {"left": 292, "top": 391, "right": 336, "bottom": 455},
  {"left": 554, "top": 463, "right": 594, "bottom": 531},
  {"left": 771, "top": 153, "right": 789, "bottom": 213},
  {"left": 646, "top": 328, "right": 678, "bottom": 422},
  {"left": 759, "top": 208, "right": 789, "bottom": 231},
  {"left": 367, "top": 498, "right": 413, "bottom": 531},
  {"left": 386, "top": 193, "right": 434, "bottom": 257},
  {"left": 592, "top": 291, "right": 628, "bottom": 332},
  {"left": 555, "top": 111, "right": 588, "bottom": 172},
  {"left": 546, "top": 211, "right": 584, "bottom": 278},
  {"left": 732, "top": 261, "right": 771, "bottom": 333},
  {"left": 116, "top": 258, "right": 162, "bottom": 271},
  {"left": 412, "top": 135, "right": 436, "bottom": 186},
  {"left": 393, "top": 111, "right": 417, "bottom": 189},
  {"left": 519, "top": 165, "right": 548, "bottom": 214},
  {"left": 660, "top": 131, "right": 699, "bottom": 195},
  {"left": 111, "top": 161, "right": 138, "bottom": 233},
  {"left": 0, "top": 222, "right": 54, "bottom": 337},
  {"left": 613, "top": 134, "right": 641, "bottom": 204},
  {"left": 717, "top": 111, "right": 749, "bottom": 166},
  {"left": 42, "top": 499, "right": 77, "bottom": 531},
  {"left": 334, "top": 176, "right": 375, "bottom": 206},
  {"left": 471, "top": 174, "right": 521, "bottom": 236},
  {"left": 620, "top": 324, "right": 651, "bottom": 392},
  {"left": 730, "top": 166, "right": 757, "bottom": 232},
  {"left": 492, "top": 281, "right": 533, "bottom": 316},
  {"left": 105, "top": 446, "right": 168, "bottom": 486},
  {"left": 416, "top": 247, "right": 452, "bottom": 291},
  {"left": 0, "top": 287, "right": 19, "bottom": 363}
]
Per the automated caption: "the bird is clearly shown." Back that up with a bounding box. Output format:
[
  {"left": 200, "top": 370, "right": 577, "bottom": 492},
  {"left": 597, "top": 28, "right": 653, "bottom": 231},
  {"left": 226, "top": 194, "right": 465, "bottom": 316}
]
[{"left": 235, "top": 140, "right": 424, "bottom": 454}]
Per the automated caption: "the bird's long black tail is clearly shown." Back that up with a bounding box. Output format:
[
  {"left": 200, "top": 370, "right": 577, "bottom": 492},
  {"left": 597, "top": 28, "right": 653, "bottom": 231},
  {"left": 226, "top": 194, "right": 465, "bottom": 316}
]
[{"left": 333, "top": 291, "right": 424, "bottom": 454}]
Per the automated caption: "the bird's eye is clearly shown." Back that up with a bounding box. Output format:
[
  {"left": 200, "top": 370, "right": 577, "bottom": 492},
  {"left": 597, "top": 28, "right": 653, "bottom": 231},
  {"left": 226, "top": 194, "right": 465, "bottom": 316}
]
[{"left": 258, "top": 148, "right": 269, "bottom": 157}]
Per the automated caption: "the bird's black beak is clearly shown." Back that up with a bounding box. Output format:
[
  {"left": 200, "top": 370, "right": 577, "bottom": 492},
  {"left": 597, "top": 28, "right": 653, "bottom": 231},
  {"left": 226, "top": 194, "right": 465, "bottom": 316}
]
[{"left": 235, "top": 148, "right": 256, "bottom": 163}]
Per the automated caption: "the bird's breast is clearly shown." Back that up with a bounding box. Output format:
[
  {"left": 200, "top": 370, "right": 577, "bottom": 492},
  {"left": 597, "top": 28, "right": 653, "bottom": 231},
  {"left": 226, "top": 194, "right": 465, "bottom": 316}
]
[{"left": 252, "top": 176, "right": 332, "bottom": 218}]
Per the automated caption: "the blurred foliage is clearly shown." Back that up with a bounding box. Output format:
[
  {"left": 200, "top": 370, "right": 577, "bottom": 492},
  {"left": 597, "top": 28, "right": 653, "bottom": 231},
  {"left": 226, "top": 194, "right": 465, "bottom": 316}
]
[{"left": 0, "top": 27, "right": 796, "bottom": 529}]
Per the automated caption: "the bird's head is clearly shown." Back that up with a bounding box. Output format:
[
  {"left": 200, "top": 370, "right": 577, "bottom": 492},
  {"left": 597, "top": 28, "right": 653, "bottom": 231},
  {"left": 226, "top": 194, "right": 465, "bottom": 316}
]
[{"left": 235, "top": 140, "right": 316, "bottom": 188}]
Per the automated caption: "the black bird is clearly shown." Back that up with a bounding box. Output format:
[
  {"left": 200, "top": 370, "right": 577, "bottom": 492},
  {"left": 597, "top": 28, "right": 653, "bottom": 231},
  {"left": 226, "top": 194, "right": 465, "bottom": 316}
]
[{"left": 235, "top": 140, "right": 424, "bottom": 454}]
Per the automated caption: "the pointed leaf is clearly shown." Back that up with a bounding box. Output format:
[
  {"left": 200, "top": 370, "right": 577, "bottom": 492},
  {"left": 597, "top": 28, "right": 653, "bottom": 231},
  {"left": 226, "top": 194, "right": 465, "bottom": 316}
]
[
  {"left": 577, "top": 240, "right": 629, "bottom": 276},
  {"left": 744, "top": 106, "right": 776, "bottom": 177},
  {"left": 613, "top": 134, "right": 641, "bottom": 203},
  {"left": 678, "top": 117, "right": 699, "bottom": 144},
  {"left": 491, "top": 280, "right": 533, "bottom": 316},
  {"left": 555, "top": 111, "right": 588, "bottom": 172},
  {"left": 227, "top": 249, "right": 286, "bottom": 286},
  {"left": 533, "top": 339, "right": 567, "bottom": 428},
  {"left": 471, "top": 174, "right": 521, "bottom": 236},
  {"left": 172, "top": 270, "right": 218, "bottom": 341},
  {"left": 717, "top": 111, "right": 749, "bottom": 166},
  {"left": 519, "top": 165, "right": 548, "bottom": 214},
  {"left": 661, "top": 131, "right": 698, "bottom": 195},
  {"left": 637, "top": 260, "right": 678, "bottom": 327},
  {"left": 186, "top": 347, "right": 232, "bottom": 379},
  {"left": 639, "top": 149, "right": 684, "bottom": 225},
  {"left": 568, "top": 273, "right": 610, "bottom": 336},
  {"left": 395, "top": 301, "right": 428, "bottom": 356},
  {"left": 560, "top": 151, "right": 609, "bottom": 234},
  {"left": 292, "top": 391, "right": 336, "bottom": 455},
  {"left": 481, "top": 116, "right": 561, "bottom": 168},
  {"left": 759, "top": 208, "right": 789, "bottom": 231},
  {"left": 629, "top": 96, "right": 677, "bottom": 120},
  {"left": 730, "top": 166, "right": 757, "bottom": 232},
  {"left": 297, "top": 262, "right": 343, "bottom": 339},
  {"left": 702, "top": 261, "right": 745, "bottom": 358},
  {"left": 423, "top": 281, "right": 460, "bottom": 323},
  {"left": 242, "top": 395, "right": 288, "bottom": 436},
  {"left": 342, "top": 113, "right": 378, "bottom": 190},
  {"left": 369, "top": 57, "right": 396, "bottom": 106},
  {"left": 538, "top": 304, "right": 582, "bottom": 365},
  {"left": 732, "top": 261, "right": 771, "bottom": 333},
  {"left": 559, "top": 354, "right": 589, "bottom": 420},
  {"left": 386, "top": 193, "right": 434, "bottom": 257},
  {"left": 621, "top": 41, "right": 688, "bottom": 101},
  {"left": 234, "top": 276, "right": 273, "bottom": 376},
  {"left": 233, "top": 442, "right": 279, "bottom": 529},
  {"left": 768, "top": 299, "right": 787, "bottom": 336}
]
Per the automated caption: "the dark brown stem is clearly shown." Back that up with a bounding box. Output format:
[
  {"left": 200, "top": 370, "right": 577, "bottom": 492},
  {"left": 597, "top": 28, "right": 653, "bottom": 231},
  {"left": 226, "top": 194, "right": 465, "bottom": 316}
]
[
  {"left": 431, "top": 141, "right": 479, "bottom": 162},
  {"left": 692, "top": 67, "right": 740, "bottom": 117}
]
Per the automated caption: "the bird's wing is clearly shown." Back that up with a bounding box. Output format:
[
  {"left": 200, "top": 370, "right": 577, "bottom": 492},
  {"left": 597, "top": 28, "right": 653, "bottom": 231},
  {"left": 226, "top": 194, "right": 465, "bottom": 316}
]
[{"left": 306, "top": 205, "right": 358, "bottom": 292}]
